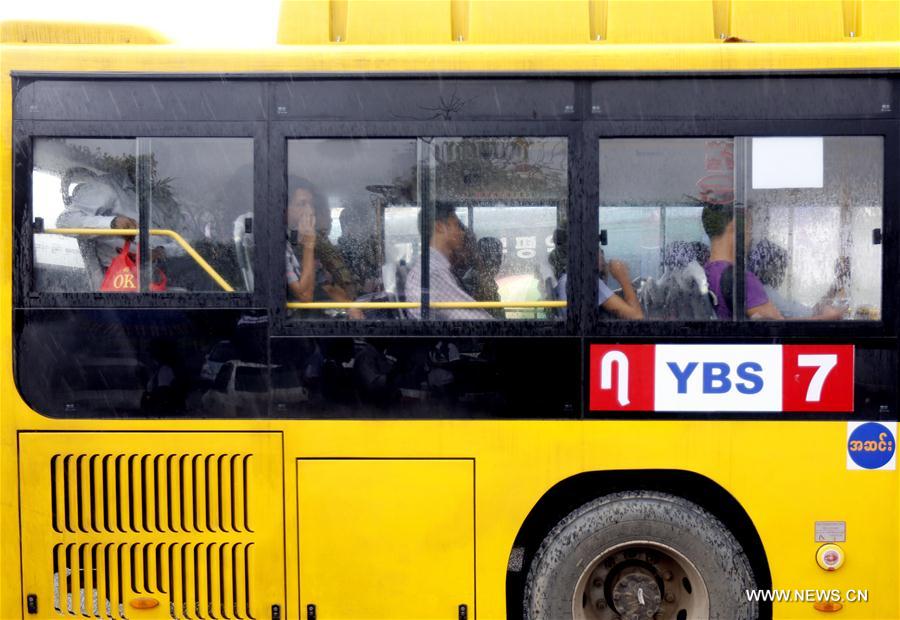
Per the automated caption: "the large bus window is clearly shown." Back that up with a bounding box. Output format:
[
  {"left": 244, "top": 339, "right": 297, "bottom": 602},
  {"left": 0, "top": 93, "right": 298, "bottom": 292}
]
[
  {"left": 746, "top": 136, "right": 883, "bottom": 321},
  {"left": 418, "top": 137, "right": 567, "bottom": 320},
  {"left": 286, "top": 139, "right": 419, "bottom": 320},
  {"left": 32, "top": 137, "right": 253, "bottom": 293},
  {"left": 598, "top": 138, "right": 733, "bottom": 320}
]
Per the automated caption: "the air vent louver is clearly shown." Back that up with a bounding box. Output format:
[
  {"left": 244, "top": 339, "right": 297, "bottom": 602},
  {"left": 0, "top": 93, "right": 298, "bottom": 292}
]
[{"left": 20, "top": 433, "right": 283, "bottom": 620}]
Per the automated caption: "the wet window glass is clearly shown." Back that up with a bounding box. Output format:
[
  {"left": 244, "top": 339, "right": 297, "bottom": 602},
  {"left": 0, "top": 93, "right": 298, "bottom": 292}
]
[
  {"left": 747, "top": 136, "right": 882, "bottom": 321},
  {"left": 33, "top": 138, "right": 138, "bottom": 292},
  {"left": 32, "top": 137, "right": 253, "bottom": 294},
  {"left": 419, "top": 137, "right": 568, "bottom": 320},
  {"left": 599, "top": 138, "right": 733, "bottom": 320},
  {"left": 286, "top": 139, "right": 419, "bottom": 321}
]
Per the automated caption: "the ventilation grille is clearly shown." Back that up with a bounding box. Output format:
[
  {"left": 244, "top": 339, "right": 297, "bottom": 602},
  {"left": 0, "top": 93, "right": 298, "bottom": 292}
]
[
  {"left": 52, "top": 542, "right": 255, "bottom": 619},
  {"left": 21, "top": 435, "right": 283, "bottom": 620},
  {"left": 50, "top": 454, "right": 253, "bottom": 534}
]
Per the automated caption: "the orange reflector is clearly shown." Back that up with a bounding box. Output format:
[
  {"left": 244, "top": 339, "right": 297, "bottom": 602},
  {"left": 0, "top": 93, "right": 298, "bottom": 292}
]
[
  {"left": 813, "top": 601, "right": 843, "bottom": 613},
  {"left": 129, "top": 597, "right": 159, "bottom": 610}
]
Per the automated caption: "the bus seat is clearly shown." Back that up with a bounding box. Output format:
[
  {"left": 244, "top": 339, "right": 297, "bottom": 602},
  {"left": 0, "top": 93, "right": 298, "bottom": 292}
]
[
  {"left": 638, "top": 260, "right": 716, "bottom": 320},
  {"left": 233, "top": 212, "right": 254, "bottom": 291}
]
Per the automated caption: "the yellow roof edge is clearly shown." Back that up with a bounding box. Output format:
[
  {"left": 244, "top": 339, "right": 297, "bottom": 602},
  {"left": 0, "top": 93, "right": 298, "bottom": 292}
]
[{"left": 0, "top": 20, "right": 169, "bottom": 45}]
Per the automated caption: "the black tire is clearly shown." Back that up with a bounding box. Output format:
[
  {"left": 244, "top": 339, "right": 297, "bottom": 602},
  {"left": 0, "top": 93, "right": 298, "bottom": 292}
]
[{"left": 524, "top": 491, "right": 759, "bottom": 620}]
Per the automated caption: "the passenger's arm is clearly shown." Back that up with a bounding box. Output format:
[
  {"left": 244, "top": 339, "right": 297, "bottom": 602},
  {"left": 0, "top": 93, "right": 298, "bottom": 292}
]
[
  {"left": 322, "top": 283, "right": 364, "bottom": 320},
  {"left": 606, "top": 260, "right": 644, "bottom": 320},
  {"left": 55, "top": 183, "right": 123, "bottom": 230},
  {"left": 747, "top": 300, "right": 784, "bottom": 320},
  {"left": 287, "top": 241, "right": 316, "bottom": 303}
]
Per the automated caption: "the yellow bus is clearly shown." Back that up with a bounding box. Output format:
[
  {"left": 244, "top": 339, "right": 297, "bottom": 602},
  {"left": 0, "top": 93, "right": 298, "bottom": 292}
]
[{"left": 2, "top": 1, "right": 899, "bottom": 619}]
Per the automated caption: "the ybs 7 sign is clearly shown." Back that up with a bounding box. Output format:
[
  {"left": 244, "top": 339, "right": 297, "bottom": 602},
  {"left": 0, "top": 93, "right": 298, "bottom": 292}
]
[{"left": 589, "top": 344, "right": 854, "bottom": 413}]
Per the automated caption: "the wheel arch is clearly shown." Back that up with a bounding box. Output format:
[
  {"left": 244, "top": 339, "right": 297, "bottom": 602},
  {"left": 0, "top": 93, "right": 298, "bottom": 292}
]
[{"left": 505, "top": 469, "right": 772, "bottom": 620}]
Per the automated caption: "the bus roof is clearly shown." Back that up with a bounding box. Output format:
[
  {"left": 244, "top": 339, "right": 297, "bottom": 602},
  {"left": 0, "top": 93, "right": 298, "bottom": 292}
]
[{"left": 1, "top": 0, "right": 899, "bottom": 73}]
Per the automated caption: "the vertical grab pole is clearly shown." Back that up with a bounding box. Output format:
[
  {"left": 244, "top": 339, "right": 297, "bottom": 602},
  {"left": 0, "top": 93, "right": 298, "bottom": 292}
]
[
  {"left": 418, "top": 138, "right": 434, "bottom": 320},
  {"left": 136, "top": 138, "right": 154, "bottom": 293}
]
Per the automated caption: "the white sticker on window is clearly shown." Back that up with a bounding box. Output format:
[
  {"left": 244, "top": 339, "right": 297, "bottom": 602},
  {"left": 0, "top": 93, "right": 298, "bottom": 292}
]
[{"left": 752, "top": 137, "right": 824, "bottom": 189}]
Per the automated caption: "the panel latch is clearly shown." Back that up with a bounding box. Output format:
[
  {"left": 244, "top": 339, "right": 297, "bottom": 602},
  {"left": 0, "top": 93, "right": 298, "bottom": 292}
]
[
  {"left": 459, "top": 603, "right": 468, "bottom": 620},
  {"left": 26, "top": 594, "right": 38, "bottom": 615}
]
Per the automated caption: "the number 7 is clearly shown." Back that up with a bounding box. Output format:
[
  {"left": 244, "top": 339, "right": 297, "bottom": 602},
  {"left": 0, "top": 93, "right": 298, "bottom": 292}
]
[{"left": 797, "top": 354, "right": 838, "bottom": 402}]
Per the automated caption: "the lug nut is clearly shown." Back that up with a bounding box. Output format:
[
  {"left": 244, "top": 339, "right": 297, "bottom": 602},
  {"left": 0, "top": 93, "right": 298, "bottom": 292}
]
[
  {"left": 665, "top": 593, "right": 675, "bottom": 603},
  {"left": 662, "top": 571, "right": 673, "bottom": 581},
  {"left": 593, "top": 578, "right": 603, "bottom": 587},
  {"left": 595, "top": 599, "right": 606, "bottom": 610}
]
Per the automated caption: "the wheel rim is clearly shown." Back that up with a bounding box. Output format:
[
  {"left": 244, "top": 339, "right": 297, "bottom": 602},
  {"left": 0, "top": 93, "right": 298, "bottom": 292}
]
[{"left": 572, "top": 541, "right": 710, "bottom": 620}]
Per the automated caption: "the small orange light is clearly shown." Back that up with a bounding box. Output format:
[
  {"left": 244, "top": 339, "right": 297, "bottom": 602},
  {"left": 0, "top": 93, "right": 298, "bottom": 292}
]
[
  {"left": 129, "top": 597, "right": 159, "bottom": 610},
  {"left": 813, "top": 601, "right": 843, "bottom": 613}
]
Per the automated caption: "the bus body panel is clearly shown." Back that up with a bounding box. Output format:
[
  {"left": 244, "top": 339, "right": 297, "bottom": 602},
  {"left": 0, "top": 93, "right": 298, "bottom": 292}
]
[{"left": 3, "top": 33, "right": 899, "bottom": 620}]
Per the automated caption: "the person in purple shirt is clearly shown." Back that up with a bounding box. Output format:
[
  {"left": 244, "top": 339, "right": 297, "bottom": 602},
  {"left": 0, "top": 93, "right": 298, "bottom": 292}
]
[
  {"left": 702, "top": 204, "right": 783, "bottom": 320},
  {"left": 702, "top": 204, "right": 844, "bottom": 321}
]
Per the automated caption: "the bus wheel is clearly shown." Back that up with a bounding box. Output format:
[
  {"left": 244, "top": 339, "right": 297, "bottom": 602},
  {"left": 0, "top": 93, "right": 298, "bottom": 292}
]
[{"left": 523, "top": 491, "right": 758, "bottom": 620}]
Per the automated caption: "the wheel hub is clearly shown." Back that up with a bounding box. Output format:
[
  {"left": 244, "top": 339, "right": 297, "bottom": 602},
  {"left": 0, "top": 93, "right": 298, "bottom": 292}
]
[{"left": 609, "top": 568, "right": 661, "bottom": 619}]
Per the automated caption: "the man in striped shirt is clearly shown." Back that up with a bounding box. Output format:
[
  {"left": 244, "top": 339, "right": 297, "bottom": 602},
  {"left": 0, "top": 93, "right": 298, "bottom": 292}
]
[{"left": 406, "top": 202, "right": 493, "bottom": 321}]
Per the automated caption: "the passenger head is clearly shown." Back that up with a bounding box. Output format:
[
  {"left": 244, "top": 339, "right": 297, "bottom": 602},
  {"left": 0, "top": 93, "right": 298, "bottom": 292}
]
[
  {"left": 749, "top": 239, "right": 788, "bottom": 288},
  {"left": 287, "top": 177, "right": 331, "bottom": 236},
  {"left": 428, "top": 201, "right": 466, "bottom": 258},
  {"left": 701, "top": 203, "right": 734, "bottom": 240},
  {"left": 476, "top": 237, "right": 503, "bottom": 275}
]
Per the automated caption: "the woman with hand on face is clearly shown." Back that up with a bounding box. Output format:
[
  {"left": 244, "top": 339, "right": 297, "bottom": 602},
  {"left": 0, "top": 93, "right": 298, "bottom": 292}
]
[{"left": 285, "top": 178, "right": 362, "bottom": 319}]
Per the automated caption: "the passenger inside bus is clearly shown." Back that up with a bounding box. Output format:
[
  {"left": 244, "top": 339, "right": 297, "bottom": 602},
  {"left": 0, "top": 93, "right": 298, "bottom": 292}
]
[
  {"left": 285, "top": 178, "right": 363, "bottom": 319},
  {"left": 749, "top": 239, "right": 851, "bottom": 319},
  {"left": 405, "top": 202, "right": 494, "bottom": 320},
  {"left": 702, "top": 203, "right": 844, "bottom": 320},
  {"left": 556, "top": 247, "right": 644, "bottom": 320},
  {"left": 460, "top": 237, "right": 504, "bottom": 318},
  {"left": 56, "top": 168, "right": 170, "bottom": 289}
]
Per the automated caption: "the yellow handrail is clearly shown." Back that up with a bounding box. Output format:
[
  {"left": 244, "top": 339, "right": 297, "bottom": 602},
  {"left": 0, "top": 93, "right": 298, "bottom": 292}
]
[
  {"left": 43, "top": 228, "right": 235, "bottom": 292},
  {"left": 286, "top": 300, "right": 566, "bottom": 310},
  {"left": 42, "top": 228, "right": 567, "bottom": 308}
]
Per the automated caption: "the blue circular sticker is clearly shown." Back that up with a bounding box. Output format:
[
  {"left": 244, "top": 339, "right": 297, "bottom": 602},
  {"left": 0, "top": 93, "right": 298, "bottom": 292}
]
[{"left": 848, "top": 423, "right": 896, "bottom": 470}]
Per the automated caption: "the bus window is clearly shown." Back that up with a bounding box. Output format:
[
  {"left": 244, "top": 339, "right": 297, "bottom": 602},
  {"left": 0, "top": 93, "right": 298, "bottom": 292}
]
[
  {"left": 598, "top": 138, "right": 733, "bottom": 320},
  {"left": 33, "top": 138, "right": 138, "bottom": 292},
  {"left": 145, "top": 138, "right": 253, "bottom": 292},
  {"left": 746, "top": 136, "right": 882, "bottom": 321},
  {"left": 420, "top": 137, "right": 567, "bottom": 320},
  {"left": 286, "top": 139, "right": 419, "bottom": 320},
  {"left": 32, "top": 137, "right": 253, "bottom": 293}
]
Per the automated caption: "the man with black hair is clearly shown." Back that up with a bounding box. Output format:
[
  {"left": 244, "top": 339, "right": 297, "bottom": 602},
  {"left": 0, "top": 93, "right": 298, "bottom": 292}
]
[
  {"left": 406, "top": 203, "right": 493, "bottom": 320},
  {"left": 702, "top": 203, "right": 781, "bottom": 319}
]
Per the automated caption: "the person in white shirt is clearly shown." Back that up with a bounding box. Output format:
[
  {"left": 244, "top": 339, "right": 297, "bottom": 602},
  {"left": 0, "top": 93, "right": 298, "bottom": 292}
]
[{"left": 406, "top": 203, "right": 493, "bottom": 320}]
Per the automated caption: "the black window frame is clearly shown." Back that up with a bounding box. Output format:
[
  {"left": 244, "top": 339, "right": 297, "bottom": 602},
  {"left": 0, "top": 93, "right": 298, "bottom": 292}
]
[
  {"left": 584, "top": 118, "right": 898, "bottom": 340},
  {"left": 13, "top": 81, "right": 269, "bottom": 309},
  {"left": 11, "top": 72, "right": 899, "bottom": 342},
  {"left": 271, "top": 121, "right": 582, "bottom": 338}
]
